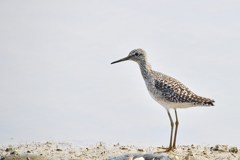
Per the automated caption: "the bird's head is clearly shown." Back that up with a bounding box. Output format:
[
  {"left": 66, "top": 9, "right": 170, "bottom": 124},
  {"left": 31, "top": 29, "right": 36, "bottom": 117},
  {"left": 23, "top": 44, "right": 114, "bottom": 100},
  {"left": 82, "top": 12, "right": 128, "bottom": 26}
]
[{"left": 111, "top": 48, "right": 147, "bottom": 64}]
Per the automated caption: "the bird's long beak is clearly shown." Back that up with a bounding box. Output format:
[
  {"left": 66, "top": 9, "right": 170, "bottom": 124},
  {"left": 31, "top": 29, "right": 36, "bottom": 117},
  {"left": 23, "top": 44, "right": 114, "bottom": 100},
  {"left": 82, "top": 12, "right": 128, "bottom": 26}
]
[{"left": 111, "top": 56, "right": 131, "bottom": 64}]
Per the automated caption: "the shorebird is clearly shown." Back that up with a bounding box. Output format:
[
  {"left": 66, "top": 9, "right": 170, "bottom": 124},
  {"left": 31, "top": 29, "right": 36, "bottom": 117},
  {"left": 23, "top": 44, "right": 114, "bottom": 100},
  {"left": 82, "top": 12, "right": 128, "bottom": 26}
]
[{"left": 111, "top": 48, "right": 215, "bottom": 151}]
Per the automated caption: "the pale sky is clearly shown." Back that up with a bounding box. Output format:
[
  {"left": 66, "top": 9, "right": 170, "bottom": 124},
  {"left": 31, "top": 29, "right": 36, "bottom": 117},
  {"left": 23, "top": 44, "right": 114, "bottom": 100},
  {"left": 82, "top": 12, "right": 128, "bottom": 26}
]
[{"left": 0, "top": 0, "right": 240, "bottom": 147}]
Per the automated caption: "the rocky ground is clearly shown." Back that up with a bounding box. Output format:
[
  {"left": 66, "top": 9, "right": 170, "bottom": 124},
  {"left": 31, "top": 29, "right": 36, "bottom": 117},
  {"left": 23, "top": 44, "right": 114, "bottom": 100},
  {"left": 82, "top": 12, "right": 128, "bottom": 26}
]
[{"left": 0, "top": 142, "right": 239, "bottom": 160}]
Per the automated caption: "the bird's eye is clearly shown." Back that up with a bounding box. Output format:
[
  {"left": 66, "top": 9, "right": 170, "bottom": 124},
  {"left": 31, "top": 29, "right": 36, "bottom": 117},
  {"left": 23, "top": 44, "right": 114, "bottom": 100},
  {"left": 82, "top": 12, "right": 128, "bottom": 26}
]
[{"left": 135, "top": 53, "right": 139, "bottom": 56}]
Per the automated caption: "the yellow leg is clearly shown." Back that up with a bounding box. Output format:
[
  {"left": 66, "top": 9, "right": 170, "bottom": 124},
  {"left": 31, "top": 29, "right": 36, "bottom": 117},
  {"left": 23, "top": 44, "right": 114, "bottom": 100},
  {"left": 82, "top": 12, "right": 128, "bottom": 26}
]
[
  {"left": 173, "top": 109, "right": 179, "bottom": 149},
  {"left": 167, "top": 110, "right": 174, "bottom": 151}
]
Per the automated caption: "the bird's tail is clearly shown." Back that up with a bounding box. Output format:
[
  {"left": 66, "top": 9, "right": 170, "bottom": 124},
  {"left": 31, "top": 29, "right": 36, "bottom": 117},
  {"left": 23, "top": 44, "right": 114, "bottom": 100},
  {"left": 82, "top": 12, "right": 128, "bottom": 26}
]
[{"left": 196, "top": 96, "right": 215, "bottom": 106}]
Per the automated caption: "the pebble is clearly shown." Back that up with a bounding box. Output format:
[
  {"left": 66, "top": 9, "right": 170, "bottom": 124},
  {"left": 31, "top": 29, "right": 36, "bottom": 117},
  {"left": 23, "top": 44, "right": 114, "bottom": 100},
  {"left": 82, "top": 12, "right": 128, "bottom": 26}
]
[
  {"left": 137, "top": 149, "right": 144, "bottom": 152},
  {"left": 190, "top": 144, "right": 195, "bottom": 149},
  {"left": 5, "top": 148, "right": 12, "bottom": 152},
  {"left": 229, "top": 147, "right": 238, "bottom": 153},
  {"left": 211, "top": 145, "right": 228, "bottom": 152},
  {"left": 120, "top": 147, "right": 129, "bottom": 150},
  {"left": 133, "top": 157, "right": 144, "bottom": 160},
  {"left": 10, "top": 151, "right": 17, "bottom": 155}
]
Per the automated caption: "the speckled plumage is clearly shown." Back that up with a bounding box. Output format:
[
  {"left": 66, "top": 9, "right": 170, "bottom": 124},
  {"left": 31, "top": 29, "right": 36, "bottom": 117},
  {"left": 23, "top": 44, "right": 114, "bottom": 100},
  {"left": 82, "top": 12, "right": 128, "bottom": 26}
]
[
  {"left": 111, "top": 48, "right": 215, "bottom": 151},
  {"left": 154, "top": 74, "right": 214, "bottom": 106},
  {"left": 132, "top": 49, "right": 214, "bottom": 109}
]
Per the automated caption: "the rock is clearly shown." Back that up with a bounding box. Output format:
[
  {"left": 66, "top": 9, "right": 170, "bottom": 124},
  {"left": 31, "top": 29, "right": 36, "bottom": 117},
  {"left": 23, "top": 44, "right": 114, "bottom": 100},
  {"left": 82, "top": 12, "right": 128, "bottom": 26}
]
[
  {"left": 202, "top": 150, "right": 207, "bottom": 155},
  {"left": 211, "top": 145, "right": 228, "bottom": 152},
  {"left": 5, "top": 148, "right": 12, "bottom": 152},
  {"left": 134, "top": 157, "right": 144, "bottom": 160},
  {"left": 120, "top": 146, "right": 129, "bottom": 150},
  {"left": 56, "top": 149, "right": 62, "bottom": 151},
  {"left": 142, "top": 154, "right": 171, "bottom": 160},
  {"left": 10, "top": 151, "right": 17, "bottom": 155},
  {"left": 229, "top": 147, "right": 238, "bottom": 153},
  {"left": 109, "top": 153, "right": 171, "bottom": 160},
  {"left": 137, "top": 149, "right": 144, "bottom": 152}
]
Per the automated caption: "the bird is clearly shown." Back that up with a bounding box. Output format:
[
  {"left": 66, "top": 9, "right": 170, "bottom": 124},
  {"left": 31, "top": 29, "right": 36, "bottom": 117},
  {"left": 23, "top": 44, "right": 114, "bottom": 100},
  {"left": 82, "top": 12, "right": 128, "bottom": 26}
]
[{"left": 111, "top": 48, "right": 215, "bottom": 151}]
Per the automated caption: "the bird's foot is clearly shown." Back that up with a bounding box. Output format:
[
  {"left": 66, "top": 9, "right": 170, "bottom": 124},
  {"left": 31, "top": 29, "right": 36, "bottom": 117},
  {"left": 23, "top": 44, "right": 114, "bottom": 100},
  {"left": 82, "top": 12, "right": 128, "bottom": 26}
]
[
  {"left": 154, "top": 146, "right": 176, "bottom": 154},
  {"left": 164, "top": 147, "right": 175, "bottom": 152}
]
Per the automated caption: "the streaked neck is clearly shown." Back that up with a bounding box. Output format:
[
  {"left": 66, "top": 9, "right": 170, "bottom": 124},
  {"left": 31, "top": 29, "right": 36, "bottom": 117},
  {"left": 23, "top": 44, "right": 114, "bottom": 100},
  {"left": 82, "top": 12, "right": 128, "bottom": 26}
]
[{"left": 138, "top": 61, "right": 152, "bottom": 80}]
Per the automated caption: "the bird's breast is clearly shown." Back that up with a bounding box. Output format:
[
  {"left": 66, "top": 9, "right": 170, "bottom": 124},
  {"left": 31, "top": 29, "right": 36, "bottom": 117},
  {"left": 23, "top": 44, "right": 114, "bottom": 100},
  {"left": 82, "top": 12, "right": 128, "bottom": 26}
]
[{"left": 144, "top": 79, "right": 164, "bottom": 102}]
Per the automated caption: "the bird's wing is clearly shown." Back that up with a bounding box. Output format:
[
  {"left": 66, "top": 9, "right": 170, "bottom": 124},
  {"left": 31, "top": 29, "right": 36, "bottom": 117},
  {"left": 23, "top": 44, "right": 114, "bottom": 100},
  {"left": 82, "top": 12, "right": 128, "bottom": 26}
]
[{"left": 154, "top": 74, "right": 214, "bottom": 106}]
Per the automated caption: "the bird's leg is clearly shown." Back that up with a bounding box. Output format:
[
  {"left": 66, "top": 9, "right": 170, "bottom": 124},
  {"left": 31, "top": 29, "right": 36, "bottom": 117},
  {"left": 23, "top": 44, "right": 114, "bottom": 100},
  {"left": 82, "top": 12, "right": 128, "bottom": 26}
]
[
  {"left": 173, "top": 109, "right": 179, "bottom": 149},
  {"left": 167, "top": 110, "right": 174, "bottom": 151}
]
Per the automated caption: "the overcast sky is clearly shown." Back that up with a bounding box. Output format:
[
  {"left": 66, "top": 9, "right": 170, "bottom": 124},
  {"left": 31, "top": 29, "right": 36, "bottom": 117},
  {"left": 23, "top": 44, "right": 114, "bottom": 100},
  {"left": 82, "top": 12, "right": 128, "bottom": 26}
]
[{"left": 0, "top": 0, "right": 240, "bottom": 147}]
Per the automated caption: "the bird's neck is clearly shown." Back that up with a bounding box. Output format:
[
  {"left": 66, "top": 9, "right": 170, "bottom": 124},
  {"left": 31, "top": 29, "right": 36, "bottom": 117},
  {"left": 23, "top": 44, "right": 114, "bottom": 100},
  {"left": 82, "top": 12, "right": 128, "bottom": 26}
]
[{"left": 138, "top": 61, "right": 152, "bottom": 80}]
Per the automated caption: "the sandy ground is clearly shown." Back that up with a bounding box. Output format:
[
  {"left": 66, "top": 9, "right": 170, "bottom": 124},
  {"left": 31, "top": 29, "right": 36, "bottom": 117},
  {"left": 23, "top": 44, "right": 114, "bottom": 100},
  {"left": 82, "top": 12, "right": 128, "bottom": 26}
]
[{"left": 0, "top": 142, "right": 239, "bottom": 160}]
